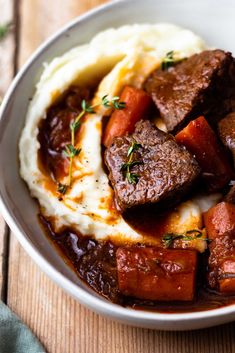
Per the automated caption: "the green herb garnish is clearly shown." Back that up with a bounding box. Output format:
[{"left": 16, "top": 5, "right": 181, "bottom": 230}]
[
  {"left": 162, "top": 229, "right": 209, "bottom": 248},
  {"left": 161, "top": 50, "right": 185, "bottom": 70},
  {"left": 0, "top": 23, "right": 12, "bottom": 41},
  {"left": 101, "top": 95, "right": 126, "bottom": 109},
  {"left": 58, "top": 95, "right": 126, "bottom": 195},
  {"left": 120, "top": 141, "right": 142, "bottom": 184},
  {"left": 64, "top": 144, "right": 81, "bottom": 158},
  {"left": 57, "top": 183, "right": 68, "bottom": 195}
]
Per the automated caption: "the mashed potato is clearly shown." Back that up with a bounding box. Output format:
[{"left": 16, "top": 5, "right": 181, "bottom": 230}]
[{"left": 19, "top": 24, "right": 216, "bottom": 250}]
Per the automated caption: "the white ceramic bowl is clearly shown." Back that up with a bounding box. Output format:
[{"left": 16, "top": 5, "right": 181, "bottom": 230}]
[{"left": 0, "top": 0, "right": 235, "bottom": 330}]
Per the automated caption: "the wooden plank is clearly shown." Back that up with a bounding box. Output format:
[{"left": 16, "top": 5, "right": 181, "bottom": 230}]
[
  {"left": 6, "top": 245, "right": 235, "bottom": 353},
  {"left": 18, "top": 0, "right": 109, "bottom": 67},
  {"left": 0, "top": 0, "right": 14, "bottom": 300},
  {"left": 7, "top": 0, "right": 235, "bottom": 352},
  {"left": 0, "top": 0, "right": 15, "bottom": 97}
]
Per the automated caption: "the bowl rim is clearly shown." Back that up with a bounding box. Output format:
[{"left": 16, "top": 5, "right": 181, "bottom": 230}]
[{"left": 0, "top": 0, "right": 235, "bottom": 325}]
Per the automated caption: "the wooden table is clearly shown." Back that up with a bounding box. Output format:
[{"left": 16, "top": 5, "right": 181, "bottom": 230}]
[{"left": 0, "top": 1, "right": 235, "bottom": 352}]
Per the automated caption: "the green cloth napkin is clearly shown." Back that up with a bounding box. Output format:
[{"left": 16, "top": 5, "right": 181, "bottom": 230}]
[{"left": 0, "top": 301, "right": 45, "bottom": 353}]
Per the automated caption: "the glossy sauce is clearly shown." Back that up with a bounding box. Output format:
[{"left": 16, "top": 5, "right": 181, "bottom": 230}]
[
  {"left": 123, "top": 207, "right": 171, "bottom": 238},
  {"left": 40, "top": 216, "right": 235, "bottom": 312}
]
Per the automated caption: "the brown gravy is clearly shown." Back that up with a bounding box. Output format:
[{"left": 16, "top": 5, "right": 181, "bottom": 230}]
[
  {"left": 123, "top": 207, "right": 172, "bottom": 239},
  {"left": 40, "top": 216, "right": 235, "bottom": 313}
]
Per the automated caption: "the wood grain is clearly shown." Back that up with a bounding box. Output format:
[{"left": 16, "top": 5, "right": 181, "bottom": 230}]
[
  {"left": 18, "top": 0, "right": 109, "bottom": 66},
  {"left": 0, "top": 0, "right": 14, "bottom": 299},
  {"left": 6, "top": 243, "right": 235, "bottom": 353},
  {"left": 5, "top": 0, "right": 235, "bottom": 352}
]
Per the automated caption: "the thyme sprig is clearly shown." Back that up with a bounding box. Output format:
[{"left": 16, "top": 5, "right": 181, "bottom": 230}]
[
  {"left": 162, "top": 229, "right": 209, "bottom": 248},
  {"left": 57, "top": 95, "right": 126, "bottom": 195},
  {"left": 161, "top": 50, "right": 185, "bottom": 70},
  {"left": 101, "top": 95, "right": 126, "bottom": 110},
  {"left": 0, "top": 22, "right": 12, "bottom": 41},
  {"left": 120, "top": 141, "right": 142, "bottom": 184}
]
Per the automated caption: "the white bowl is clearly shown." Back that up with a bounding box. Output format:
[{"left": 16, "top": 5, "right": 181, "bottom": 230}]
[{"left": 0, "top": 0, "right": 235, "bottom": 330}]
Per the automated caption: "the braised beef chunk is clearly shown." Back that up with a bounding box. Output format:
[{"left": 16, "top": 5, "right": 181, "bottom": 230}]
[
  {"left": 116, "top": 247, "right": 197, "bottom": 301},
  {"left": 144, "top": 50, "right": 235, "bottom": 133},
  {"left": 204, "top": 202, "right": 235, "bottom": 294},
  {"left": 105, "top": 120, "right": 200, "bottom": 212},
  {"left": 38, "top": 86, "right": 90, "bottom": 180},
  {"left": 218, "top": 112, "right": 235, "bottom": 167}
]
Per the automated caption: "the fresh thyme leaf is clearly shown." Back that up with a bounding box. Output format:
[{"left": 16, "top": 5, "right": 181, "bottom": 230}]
[
  {"left": 161, "top": 51, "right": 174, "bottom": 70},
  {"left": 162, "top": 230, "right": 207, "bottom": 248},
  {"left": 74, "top": 147, "right": 82, "bottom": 156},
  {"left": 64, "top": 144, "right": 81, "bottom": 158},
  {"left": 0, "top": 22, "right": 12, "bottom": 41},
  {"left": 81, "top": 99, "right": 95, "bottom": 114},
  {"left": 162, "top": 233, "right": 183, "bottom": 248},
  {"left": 101, "top": 95, "right": 110, "bottom": 108},
  {"left": 101, "top": 95, "right": 126, "bottom": 110},
  {"left": 165, "top": 51, "right": 174, "bottom": 59},
  {"left": 120, "top": 160, "right": 142, "bottom": 171},
  {"left": 81, "top": 99, "right": 86, "bottom": 111},
  {"left": 57, "top": 183, "right": 68, "bottom": 195},
  {"left": 126, "top": 172, "right": 140, "bottom": 184},
  {"left": 127, "top": 141, "right": 142, "bottom": 158},
  {"left": 121, "top": 140, "right": 142, "bottom": 184},
  {"left": 161, "top": 50, "right": 185, "bottom": 71},
  {"left": 112, "top": 97, "right": 126, "bottom": 110}
]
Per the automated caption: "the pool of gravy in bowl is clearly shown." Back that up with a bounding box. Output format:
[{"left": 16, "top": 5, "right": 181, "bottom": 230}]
[{"left": 40, "top": 215, "right": 235, "bottom": 313}]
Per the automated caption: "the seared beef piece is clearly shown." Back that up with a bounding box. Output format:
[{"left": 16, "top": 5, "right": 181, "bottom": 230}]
[
  {"left": 224, "top": 185, "right": 235, "bottom": 204},
  {"left": 38, "top": 86, "right": 90, "bottom": 180},
  {"left": 144, "top": 50, "right": 235, "bottom": 133},
  {"left": 218, "top": 112, "right": 235, "bottom": 168},
  {"left": 105, "top": 120, "right": 200, "bottom": 212}
]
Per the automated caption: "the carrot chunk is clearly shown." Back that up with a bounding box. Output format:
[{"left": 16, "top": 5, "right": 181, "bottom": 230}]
[
  {"left": 176, "top": 116, "right": 234, "bottom": 191},
  {"left": 204, "top": 202, "right": 235, "bottom": 294},
  {"left": 103, "top": 86, "right": 153, "bottom": 147},
  {"left": 116, "top": 247, "right": 197, "bottom": 301}
]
